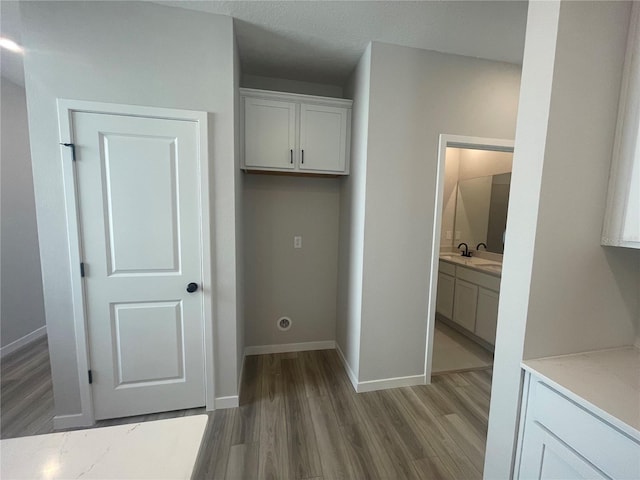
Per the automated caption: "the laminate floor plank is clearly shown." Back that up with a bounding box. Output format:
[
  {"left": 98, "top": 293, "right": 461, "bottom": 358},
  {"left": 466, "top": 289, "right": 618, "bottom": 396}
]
[
  {"left": 225, "top": 442, "right": 259, "bottom": 480},
  {"left": 2, "top": 341, "right": 495, "bottom": 480},
  {"left": 281, "top": 358, "right": 323, "bottom": 479},
  {"left": 232, "top": 355, "right": 262, "bottom": 445},
  {"left": 300, "top": 351, "right": 330, "bottom": 398},
  {"left": 258, "top": 354, "right": 291, "bottom": 480},
  {"left": 191, "top": 409, "right": 237, "bottom": 480}
]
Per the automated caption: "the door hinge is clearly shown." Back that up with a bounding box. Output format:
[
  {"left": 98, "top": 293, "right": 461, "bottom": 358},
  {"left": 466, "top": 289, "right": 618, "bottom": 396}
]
[
  {"left": 80, "top": 262, "right": 85, "bottom": 277},
  {"left": 88, "top": 370, "right": 93, "bottom": 384},
  {"left": 60, "top": 142, "right": 76, "bottom": 161}
]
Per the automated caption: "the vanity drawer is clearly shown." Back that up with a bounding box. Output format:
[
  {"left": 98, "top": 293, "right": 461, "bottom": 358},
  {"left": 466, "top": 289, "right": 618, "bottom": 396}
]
[
  {"left": 455, "top": 266, "right": 500, "bottom": 291},
  {"left": 528, "top": 380, "right": 640, "bottom": 479},
  {"left": 439, "top": 260, "right": 456, "bottom": 276}
]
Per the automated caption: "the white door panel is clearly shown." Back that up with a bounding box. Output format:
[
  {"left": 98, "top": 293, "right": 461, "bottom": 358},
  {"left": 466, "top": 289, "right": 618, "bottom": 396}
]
[{"left": 73, "top": 111, "right": 205, "bottom": 420}]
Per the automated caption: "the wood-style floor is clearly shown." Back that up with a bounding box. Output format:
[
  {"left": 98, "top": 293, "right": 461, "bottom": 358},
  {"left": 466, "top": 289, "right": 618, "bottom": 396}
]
[{"left": 1, "top": 338, "right": 492, "bottom": 479}]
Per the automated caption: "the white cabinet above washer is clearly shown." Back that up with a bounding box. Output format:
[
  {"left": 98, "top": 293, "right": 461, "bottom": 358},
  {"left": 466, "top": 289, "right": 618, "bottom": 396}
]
[{"left": 240, "top": 88, "right": 352, "bottom": 176}]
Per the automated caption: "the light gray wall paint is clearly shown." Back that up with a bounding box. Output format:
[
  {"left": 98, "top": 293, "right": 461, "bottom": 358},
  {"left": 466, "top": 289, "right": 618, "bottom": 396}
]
[
  {"left": 358, "top": 42, "right": 521, "bottom": 382},
  {"left": 243, "top": 175, "right": 340, "bottom": 347},
  {"left": 522, "top": 0, "right": 638, "bottom": 359},
  {"left": 20, "top": 1, "right": 239, "bottom": 417},
  {"left": 241, "top": 74, "right": 344, "bottom": 98},
  {"left": 0, "top": 77, "right": 46, "bottom": 348},
  {"left": 485, "top": 2, "right": 638, "bottom": 477},
  {"left": 233, "top": 30, "right": 245, "bottom": 386},
  {"left": 336, "top": 44, "right": 372, "bottom": 378}
]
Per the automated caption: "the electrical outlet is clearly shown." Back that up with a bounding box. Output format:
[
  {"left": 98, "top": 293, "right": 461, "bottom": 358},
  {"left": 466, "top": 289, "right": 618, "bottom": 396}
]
[
  {"left": 445, "top": 231, "right": 453, "bottom": 240},
  {"left": 294, "top": 235, "right": 302, "bottom": 249}
]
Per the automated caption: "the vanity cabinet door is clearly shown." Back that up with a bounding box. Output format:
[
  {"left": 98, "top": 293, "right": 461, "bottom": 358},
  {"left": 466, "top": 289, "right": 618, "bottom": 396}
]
[
  {"left": 519, "top": 423, "right": 607, "bottom": 480},
  {"left": 453, "top": 279, "right": 478, "bottom": 331},
  {"left": 299, "top": 103, "right": 349, "bottom": 174},
  {"left": 475, "top": 287, "right": 499, "bottom": 345},
  {"left": 436, "top": 272, "right": 455, "bottom": 319},
  {"left": 244, "top": 97, "right": 296, "bottom": 171}
]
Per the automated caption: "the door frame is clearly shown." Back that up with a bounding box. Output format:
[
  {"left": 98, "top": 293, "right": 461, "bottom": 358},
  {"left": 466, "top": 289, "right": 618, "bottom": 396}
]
[
  {"left": 424, "top": 134, "right": 514, "bottom": 382},
  {"left": 57, "top": 99, "right": 214, "bottom": 426}
]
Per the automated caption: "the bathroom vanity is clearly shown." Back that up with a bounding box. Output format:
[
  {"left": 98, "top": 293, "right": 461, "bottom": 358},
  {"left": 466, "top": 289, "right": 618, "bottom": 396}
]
[{"left": 436, "top": 254, "right": 502, "bottom": 348}]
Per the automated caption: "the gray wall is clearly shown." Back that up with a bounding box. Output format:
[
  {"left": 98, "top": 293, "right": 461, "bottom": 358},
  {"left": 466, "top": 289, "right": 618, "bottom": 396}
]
[
  {"left": 233, "top": 30, "right": 245, "bottom": 388},
  {"left": 485, "top": 2, "right": 639, "bottom": 477},
  {"left": 358, "top": 42, "right": 521, "bottom": 382},
  {"left": 243, "top": 175, "right": 340, "bottom": 347},
  {"left": 20, "top": 1, "right": 240, "bottom": 418},
  {"left": 0, "top": 77, "right": 46, "bottom": 349},
  {"left": 337, "top": 44, "right": 372, "bottom": 378},
  {"left": 241, "top": 74, "right": 344, "bottom": 98}
]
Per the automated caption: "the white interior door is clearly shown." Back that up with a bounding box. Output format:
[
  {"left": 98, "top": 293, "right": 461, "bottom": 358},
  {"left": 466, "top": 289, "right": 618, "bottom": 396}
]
[{"left": 72, "top": 111, "right": 205, "bottom": 420}]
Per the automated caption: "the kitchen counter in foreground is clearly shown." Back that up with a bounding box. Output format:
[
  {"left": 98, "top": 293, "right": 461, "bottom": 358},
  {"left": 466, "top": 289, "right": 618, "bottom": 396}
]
[
  {"left": 522, "top": 346, "right": 639, "bottom": 439},
  {"left": 0, "top": 414, "right": 208, "bottom": 479}
]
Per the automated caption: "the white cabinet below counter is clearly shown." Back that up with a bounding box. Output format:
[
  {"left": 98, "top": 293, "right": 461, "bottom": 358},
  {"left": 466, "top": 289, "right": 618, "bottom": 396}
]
[
  {"left": 516, "top": 348, "right": 640, "bottom": 479},
  {"left": 436, "top": 258, "right": 501, "bottom": 346},
  {"left": 240, "top": 88, "right": 352, "bottom": 176}
]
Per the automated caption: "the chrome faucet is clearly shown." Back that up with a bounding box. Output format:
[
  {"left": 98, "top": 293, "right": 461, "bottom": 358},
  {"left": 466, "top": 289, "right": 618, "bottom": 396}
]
[
  {"left": 457, "top": 242, "right": 472, "bottom": 257},
  {"left": 476, "top": 242, "right": 487, "bottom": 251}
]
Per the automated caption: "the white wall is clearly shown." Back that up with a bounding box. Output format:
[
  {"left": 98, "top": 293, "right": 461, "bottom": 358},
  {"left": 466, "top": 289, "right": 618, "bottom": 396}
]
[
  {"left": 241, "top": 74, "right": 344, "bottom": 98},
  {"left": 20, "top": 1, "right": 240, "bottom": 419},
  {"left": 0, "top": 77, "right": 46, "bottom": 350},
  {"left": 485, "top": 2, "right": 639, "bottom": 477},
  {"left": 243, "top": 175, "right": 340, "bottom": 347},
  {"left": 357, "top": 42, "right": 520, "bottom": 383},
  {"left": 336, "top": 44, "right": 372, "bottom": 379}
]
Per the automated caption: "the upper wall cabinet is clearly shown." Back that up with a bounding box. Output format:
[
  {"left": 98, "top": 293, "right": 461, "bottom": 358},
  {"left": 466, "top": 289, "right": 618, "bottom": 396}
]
[
  {"left": 602, "top": 4, "right": 640, "bottom": 249},
  {"left": 240, "top": 88, "right": 352, "bottom": 175}
]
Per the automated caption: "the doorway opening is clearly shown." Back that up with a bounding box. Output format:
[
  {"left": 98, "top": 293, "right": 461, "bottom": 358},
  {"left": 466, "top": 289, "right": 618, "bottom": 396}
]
[{"left": 425, "top": 135, "right": 514, "bottom": 380}]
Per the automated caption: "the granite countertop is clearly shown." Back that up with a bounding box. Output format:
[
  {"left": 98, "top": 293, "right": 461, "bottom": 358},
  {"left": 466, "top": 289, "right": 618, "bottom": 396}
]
[
  {"left": 522, "top": 346, "right": 640, "bottom": 440},
  {"left": 0, "top": 414, "right": 208, "bottom": 479},
  {"left": 439, "top": 253, "right": 503, "bottom": 277}
]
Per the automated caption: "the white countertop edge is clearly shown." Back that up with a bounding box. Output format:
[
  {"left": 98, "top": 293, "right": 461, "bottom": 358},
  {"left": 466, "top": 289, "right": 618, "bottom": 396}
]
[
  {"left": 438, "top": 257, "right": 502, "bottom": 277},
  {"left": 522, "top": 357, "right": 640, "bottom": 442}
]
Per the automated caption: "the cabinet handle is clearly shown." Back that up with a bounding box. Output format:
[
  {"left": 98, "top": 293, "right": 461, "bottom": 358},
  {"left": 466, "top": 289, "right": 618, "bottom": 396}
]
[
  {"left": 301, "top": 149, "right": 304, "bottom": 164},
  {"left": 290, "top": 149, "right": 293, "bottom": 164}
]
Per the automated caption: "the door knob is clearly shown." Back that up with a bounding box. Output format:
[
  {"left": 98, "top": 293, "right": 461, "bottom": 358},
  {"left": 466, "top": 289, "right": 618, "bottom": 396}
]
[{"left": 186, "top": 282, "right": 199, "bottom": 293}]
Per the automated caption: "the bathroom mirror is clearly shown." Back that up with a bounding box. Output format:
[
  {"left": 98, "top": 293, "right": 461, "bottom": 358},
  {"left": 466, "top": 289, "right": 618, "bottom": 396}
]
[{"left": 454, "top": 172, "right": 511, "bottom": 254}]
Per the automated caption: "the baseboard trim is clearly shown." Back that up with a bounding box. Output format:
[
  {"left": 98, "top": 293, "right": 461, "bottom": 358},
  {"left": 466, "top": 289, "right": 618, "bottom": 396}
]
[
  {"left": 356, "top": 374, "right": 426, "bottom": 393},
  {"left": 335, "top": 343, "right": 359, "bottom": 392},
  {"left": 53, "top": 412, "right": 93, "bottom": 430},
  {"left": 244, "top": 340, "right": 335, "bottom": 356},
  {"left": 215, "top": 395, "right": 239, "bottom": 409},
  {"left": 0, "top": 326, "right": 47, "bottom": 358}
]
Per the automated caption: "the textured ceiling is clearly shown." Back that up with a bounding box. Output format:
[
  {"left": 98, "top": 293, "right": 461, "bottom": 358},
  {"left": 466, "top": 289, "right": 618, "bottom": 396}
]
[
  {"left": 158, "top": 0, "right": 528, "bottom": 85},
  {"left": 1, "top": 1, "right": 528, "bottom": 87}
]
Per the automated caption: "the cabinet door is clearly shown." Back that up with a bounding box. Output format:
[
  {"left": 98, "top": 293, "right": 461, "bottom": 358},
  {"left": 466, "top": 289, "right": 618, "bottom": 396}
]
[
  {"left": 299, "top": 103, "right": 348, "bottom": 173},
  {"left": 518, "top": 423, "right": 607, "bottom": 479},
  {"left": 436, "top": 273, "right": 455, "bottom": 319},
  {"left": 475, "top": 287, "right": 499, "bottom": 345},
  {"left": 453, "top": 279, "right": 478, "bottom": 331},
  {"left": 244, "top": 98, "right": 296, "bottom": 170}
]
